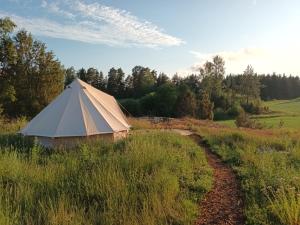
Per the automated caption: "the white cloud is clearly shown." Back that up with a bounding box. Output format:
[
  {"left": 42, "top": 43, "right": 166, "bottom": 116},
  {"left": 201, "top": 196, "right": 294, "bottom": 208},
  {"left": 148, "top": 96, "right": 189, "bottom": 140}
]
[
  {"left": 41, "top": 1, "right": 75, "bottom": 19},
  {"left": 71, "top": 1, "right": 184, "bottom": 47},
  {"left": 1, "top": 0, "right": 184, "bottom": 48},
  {"left": 41, "top": 0, "right": 47, "bottom": 8},
  {"left": 177, "top": 46, "right": 300, "bottom": 76},
  {"left": 189, "top": 48, "right": 268, "bottom": 73}
]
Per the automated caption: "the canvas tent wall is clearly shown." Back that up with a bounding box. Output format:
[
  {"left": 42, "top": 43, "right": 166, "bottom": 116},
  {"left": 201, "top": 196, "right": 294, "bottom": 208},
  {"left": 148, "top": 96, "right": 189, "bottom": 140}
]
[{"left": 20, "top": 78, "right": 130, "bottom": 148}]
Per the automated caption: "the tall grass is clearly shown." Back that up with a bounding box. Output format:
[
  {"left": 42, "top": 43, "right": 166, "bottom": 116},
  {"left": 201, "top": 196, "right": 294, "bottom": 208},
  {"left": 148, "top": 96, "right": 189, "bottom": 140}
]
[
  {"left": 197, "top": 126, "right": 300, "bottom": 225},
  {"left": 0, "top": 128, "right": 212, "bottom": 225}
]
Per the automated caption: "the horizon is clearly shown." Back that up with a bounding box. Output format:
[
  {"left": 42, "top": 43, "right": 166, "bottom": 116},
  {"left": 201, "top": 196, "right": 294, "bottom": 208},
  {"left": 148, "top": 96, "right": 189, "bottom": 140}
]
[{"left": 1, "top": 0, "right": 300, "bottom": 76}]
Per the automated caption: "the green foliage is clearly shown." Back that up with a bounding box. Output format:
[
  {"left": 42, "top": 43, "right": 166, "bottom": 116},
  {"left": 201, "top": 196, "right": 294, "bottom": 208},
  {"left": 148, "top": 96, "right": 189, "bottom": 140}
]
[
  {"left": 266, "top": 185, "right": 300, "bottom": 225},
  {"left": 64, "top": 67, "right": 76, "bottom": 87},
  {"left": 132, "top": 66, "right": 156, "bottom": 97},
  {"left": 197, "top": 92, "right": 214, "bottom": 120},
  {"left": 118, "top": 99, "right": 141, "bottom": 116},
  {"left": 0, "top": 128, "right": 212, "bottom": 225},
  {"left": 0, "top": 18, "right": 64, "bottom": 117},
  {"left": 156, "top": 73, "right": 170, "bottom": 87},
  {"left": 200, "top": 55, "right": 225, "bottom": 98},
  {"left": 240, "top": 65, "right": 261, "bottom": 104},
  {"left": 175, "top": 85, "right": 197, "bottom": 118},
  {"left": 260, "top": 74, "right": 300, "bottom": 100},
  {"left": 0, "top": 17, "right": 16, "bottom": 36},
  {"left": 107, "top": 68, "right": 125, "bottom": 98},
  {"left": 154, "top": 84, "right": 177, "bottom": 117},
  {"left": 235, "top": 108, "right": 265, "bottom": 129}
]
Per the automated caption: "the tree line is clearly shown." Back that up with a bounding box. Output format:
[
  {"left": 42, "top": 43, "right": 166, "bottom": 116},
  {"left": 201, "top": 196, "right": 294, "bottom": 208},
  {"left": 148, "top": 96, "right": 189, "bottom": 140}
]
[
  {"left": 64, "top": 61, "right": 265, "bottom": 120},
  {"left": 1, "top": 17, "right": 300, "bottom": 120},
  {"left": 0, "top": 18, "right": 64, "bottom": 117}
]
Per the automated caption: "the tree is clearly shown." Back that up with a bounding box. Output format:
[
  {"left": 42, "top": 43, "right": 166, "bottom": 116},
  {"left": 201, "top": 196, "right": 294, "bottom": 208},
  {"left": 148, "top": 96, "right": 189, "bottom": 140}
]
[
  {"left": 175, "top": 85, "right": 197, "bottom": 117},
  {"left": 171, "top": 73, "right": 182, "bottom": 86},
  {"left": 0, "top": 17, "right": 64, "bottom": 117},
  {"left": 107, "top": 67, "right": 125, "bottom": 97},
  {"left": 156, "top": 73, "right": 170, "bottom": 87},
  {"left": 198, "top": 91, "right": 214, "bottom": 120},
  {"left": 64, "top": 67, "right": 76, "bottom": 87},
  {"left": 0, "top": 17, "right": 17, "bottom": 114},
  {"left": 86, "top": 67, "right": 99, "bottom": 85},
  {"left": 132, "top": 66, "right": 156, "bottom": 97},
  {"left": 182, "top": 74, "right": 201, "bottom": 93},
  {"left": 200, "top": 55, "right": 225, "bottom": 98},
  {"left": 154, "top": 83, "right": 177, "bottom": 117},
  {"left": 77, "top": 68, "right": 87, "bottom": 82},
  {"left": 239, "top": 65, "right": 260, "bottom": 104},
  {"left": 124, "top": 75, "right": 134, "bottom": 98},
  {"left": 93, "top": 71, "right": 106, "bottom": 91}
]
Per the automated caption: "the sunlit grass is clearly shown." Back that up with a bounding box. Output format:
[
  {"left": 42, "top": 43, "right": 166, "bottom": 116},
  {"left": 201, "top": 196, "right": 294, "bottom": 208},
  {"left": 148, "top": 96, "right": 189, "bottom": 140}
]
[
  {"left": 0, "top": 126, "right": 212, "bottom": 225},
  {"left": 195, "top": 125, "right": 300, "bottom": 225}
]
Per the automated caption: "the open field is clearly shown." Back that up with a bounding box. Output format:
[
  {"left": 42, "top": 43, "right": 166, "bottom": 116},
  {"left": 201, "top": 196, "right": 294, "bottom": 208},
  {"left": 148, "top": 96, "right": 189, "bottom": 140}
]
[
  {"left": 0, "top": 119, "right": 212, "bottom": 225},
  {"left": 130, "top": 118, "right": 300, "bottom": 225},
  {"left": 218, "top": 97, "right": 300, "bottom": 129},
  {"left": 1, "top": 117, "right": 299, "bottom": 225}
]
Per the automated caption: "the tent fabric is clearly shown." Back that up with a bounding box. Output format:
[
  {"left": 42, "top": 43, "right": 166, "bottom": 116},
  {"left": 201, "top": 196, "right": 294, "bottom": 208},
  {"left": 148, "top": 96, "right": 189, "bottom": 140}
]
[{"left": 20, "top": 78, "right": 130, "bottom": 137}]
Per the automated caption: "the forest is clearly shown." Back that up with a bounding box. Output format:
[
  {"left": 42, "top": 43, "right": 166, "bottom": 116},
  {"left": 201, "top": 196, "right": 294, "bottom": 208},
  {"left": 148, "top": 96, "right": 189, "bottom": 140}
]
[{"left": 1, "top": 17, "right": 300, "bottom": 121}]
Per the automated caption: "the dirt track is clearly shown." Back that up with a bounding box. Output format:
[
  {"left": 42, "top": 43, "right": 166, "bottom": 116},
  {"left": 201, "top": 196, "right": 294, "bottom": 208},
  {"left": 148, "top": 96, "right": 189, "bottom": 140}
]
[{"left": 190, "top": 134, "right": 245, "bottom": 225}]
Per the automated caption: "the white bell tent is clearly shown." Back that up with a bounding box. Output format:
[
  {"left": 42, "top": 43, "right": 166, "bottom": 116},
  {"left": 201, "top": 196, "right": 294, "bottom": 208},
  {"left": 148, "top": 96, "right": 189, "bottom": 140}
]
[{"left": 20, "top": 78, "right": 130, "bottom": 147}]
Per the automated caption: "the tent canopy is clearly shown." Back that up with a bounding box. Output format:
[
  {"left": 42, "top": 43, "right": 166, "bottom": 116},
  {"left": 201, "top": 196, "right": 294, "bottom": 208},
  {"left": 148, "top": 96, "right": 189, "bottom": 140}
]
[{"left": 20, "top": 78, "right": 130, "bottom": 138}]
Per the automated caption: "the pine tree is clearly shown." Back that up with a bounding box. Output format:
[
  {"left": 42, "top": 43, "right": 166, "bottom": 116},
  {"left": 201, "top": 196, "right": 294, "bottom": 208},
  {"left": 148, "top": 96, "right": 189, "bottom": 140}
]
[
  {"left": 64, "top": 67, "right": 76, "bottom": 87},
  {"left": 175, "top": 85, "right": 197, "bottom": 117},
  {"left": 198, "top": 91, "right": 214, "bottom": 120}
]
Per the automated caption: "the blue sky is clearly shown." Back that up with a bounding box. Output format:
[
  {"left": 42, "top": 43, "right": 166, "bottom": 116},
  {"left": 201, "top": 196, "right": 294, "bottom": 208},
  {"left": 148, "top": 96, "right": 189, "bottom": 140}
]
[{"left": 1, "top": 0, "right": 300, "bottom": 76}]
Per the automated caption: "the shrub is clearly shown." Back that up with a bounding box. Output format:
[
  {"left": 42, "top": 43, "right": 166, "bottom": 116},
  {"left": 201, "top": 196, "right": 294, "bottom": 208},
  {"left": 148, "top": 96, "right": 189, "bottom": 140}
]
[
  {"left": 119, "top": 98, "right": 141, "bottom": 116},
  {"left": 213, "top": 108, "right": 229, "bottom": 121},
  {"left": 235, "top": 109, "right": 264, "bottom": 129},
  {"left": 140, "top": 92, "right": 157, "bottom": 116}
]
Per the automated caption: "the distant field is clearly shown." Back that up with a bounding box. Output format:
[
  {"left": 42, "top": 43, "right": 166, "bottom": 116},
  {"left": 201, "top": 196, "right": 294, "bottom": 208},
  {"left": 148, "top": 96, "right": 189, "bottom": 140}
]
[{"left": 218, "top": 97, "right": 300, "bottom": 129}]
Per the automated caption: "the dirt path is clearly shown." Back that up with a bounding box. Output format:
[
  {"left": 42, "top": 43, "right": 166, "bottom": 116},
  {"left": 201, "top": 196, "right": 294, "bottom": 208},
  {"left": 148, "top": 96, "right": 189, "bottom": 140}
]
[
  {"left": 189, "top": 134, "right": 245, "bottom": 225},
  {"left": 159, "top": 129, "right": 245, "bottom": 224}
]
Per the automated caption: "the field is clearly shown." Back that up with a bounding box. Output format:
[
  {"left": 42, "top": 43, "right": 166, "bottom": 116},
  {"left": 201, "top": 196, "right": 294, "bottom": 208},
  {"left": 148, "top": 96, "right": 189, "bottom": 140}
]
[
  {"left": 218, "top": 97, "right": 300, "bottom": 129},
  {"left": 0, "top": 118, "right": 212, "bottom": 225},
  {"left": 130, "top": 118, "right": 300, "bottom": 225},
  {"left": 0, "top": 114, "right": 300, "bottom": 225}
]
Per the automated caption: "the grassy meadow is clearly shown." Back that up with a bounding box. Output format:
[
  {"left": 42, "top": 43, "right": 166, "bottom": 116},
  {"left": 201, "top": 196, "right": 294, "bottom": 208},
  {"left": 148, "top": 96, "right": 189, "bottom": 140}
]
[
  {"left": 0, "top": 118, "right": 212, "bottom": 225},
  {"left": 218, "top": 97, "right": 300, "bottom": 129},
  {"left": 129, "top": 117, "right": 300, "bottom": 225},
  {"left": 199, "top": 127, "right": 300, "bottom": 225}
]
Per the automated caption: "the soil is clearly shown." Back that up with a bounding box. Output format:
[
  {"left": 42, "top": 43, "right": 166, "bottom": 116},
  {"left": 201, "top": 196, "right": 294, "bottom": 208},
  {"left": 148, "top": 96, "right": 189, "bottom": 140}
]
[{"left": 190, "top": 134, "right": 245, "bottom": 225}]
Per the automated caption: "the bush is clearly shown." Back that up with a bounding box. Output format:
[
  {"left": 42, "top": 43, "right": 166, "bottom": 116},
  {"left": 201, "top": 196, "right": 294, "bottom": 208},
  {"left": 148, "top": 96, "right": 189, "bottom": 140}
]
[
  {"left": 227, "top": 103, "right": 242, "bottom": 118},
  {"left": 213, "top": 108, "right": 229, "bottom": 121},
  {"left": 140, "top": 92, "right": 157, "bottom": 116},
  {"left": 241, "top": 101, "right": 267, "bottom": 114},
  {"left": 119, "top": 98, "right": 141, "bottom": 116},
  {"left": 235, "top": 108, "right": 264, "bottom": 129}
]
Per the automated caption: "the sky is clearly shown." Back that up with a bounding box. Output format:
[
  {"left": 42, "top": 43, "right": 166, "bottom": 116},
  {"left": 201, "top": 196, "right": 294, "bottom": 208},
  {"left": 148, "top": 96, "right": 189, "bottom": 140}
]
[{"left": 1, "top": 0, "right": 300, "bottom": 76}]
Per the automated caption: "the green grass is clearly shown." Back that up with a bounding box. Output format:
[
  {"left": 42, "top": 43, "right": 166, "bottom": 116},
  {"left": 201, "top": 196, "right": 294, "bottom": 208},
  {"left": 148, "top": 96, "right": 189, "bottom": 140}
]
[
  {"left": 196, "top": 126, "right": 300, "bottom": 225},
  {"left": 264, "top": 98, "right": 300, "bottom": 115},
  {"left": 0, "top": 123, "right": 212, "bottom": 225},
  {"left": 217, "top": 97, "right": 300, "bottom": 129}
]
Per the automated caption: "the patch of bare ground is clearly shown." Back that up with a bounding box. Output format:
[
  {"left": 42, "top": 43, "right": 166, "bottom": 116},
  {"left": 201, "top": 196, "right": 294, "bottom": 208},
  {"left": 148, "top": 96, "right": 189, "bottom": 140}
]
[{"left": 190, "top": 134, "right": 245, "bottom": 225}]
